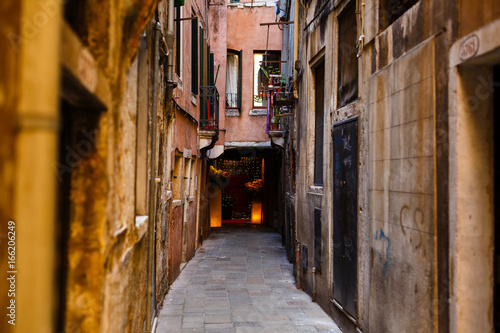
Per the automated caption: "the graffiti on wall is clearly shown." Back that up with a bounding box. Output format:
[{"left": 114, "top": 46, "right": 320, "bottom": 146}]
[{"left": 374, "top": 229, "right": 392, "bottom": 276}]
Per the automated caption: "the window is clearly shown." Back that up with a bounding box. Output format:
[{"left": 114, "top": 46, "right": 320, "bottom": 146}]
[
  {"left": 253, "top": 51, "right": 281, "bottom": 108},
  {"left": 191, "top": 14, "right": 198, "bottom": 95},
  {"left": 314, "top": 61, "right": 325, "bottom": 186},
  {"left": 337, "top": 3, "right": 358, "bottom": 108},
  {"left": 175, "top": 6, "right": 182, "bottom": 77},
  {"left": 226, "top": 50, "right": 242, "bottom": 109}
]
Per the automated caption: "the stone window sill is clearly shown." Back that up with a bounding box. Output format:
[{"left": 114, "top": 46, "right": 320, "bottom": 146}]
[
  {"left": 307, "top": 185, "right": 323, "bottom": 196},
  {"left": 135, "top": 215, "right": 149, "bottom": 241},
  {"left": 249, "top": 109, "right": 267, "bottom": 116},
  {"left": 225, "top": 109, "right": 240, "bottom": 116}
]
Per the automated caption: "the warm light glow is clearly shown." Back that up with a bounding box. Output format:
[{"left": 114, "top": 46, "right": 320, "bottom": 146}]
[
  {"left": 251, "top": 201, "right": 262, "bottom": 224},
  {"left": 210, "top": 188, "right": 222, "bottom": 227}
]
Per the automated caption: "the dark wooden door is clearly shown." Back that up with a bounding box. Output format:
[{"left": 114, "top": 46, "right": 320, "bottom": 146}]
[
  {"left": 333, "top": 118, "right": 358, "bottom": 317},
  {"left": 223, "top": 175, "right": 250, "bottom": 213}
]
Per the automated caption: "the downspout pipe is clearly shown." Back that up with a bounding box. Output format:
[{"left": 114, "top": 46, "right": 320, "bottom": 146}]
[
  {"left": 312, "top": 267, "right": 317, "bottom": 302},
  {"left": 292, "top": 0, "right": 299, "bottom": 98},
  {"left": 295, "top": 241, "right": 301, "bottom": 289}
]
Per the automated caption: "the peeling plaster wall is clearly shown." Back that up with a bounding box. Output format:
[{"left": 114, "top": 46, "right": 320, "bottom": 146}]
[
  {"left": 3, "top": 0, "right": 205, "bottom": 331},
  {"left": 61, "top": 0, "right": 163, "bottom": 331}
]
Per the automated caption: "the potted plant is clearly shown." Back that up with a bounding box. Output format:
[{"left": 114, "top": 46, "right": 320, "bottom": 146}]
[{"left": 271, "top": 105, "right": 280, "bottom": 131}]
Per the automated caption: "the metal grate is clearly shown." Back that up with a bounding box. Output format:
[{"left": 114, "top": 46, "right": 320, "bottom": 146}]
[{"left": 200, "top": 85, "right": 219, "bottom": 131}]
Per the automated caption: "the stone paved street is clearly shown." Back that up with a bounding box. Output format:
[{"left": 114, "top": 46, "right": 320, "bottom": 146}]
[{"left": 156, "top": 225, "right": 341, "bottom": 333}]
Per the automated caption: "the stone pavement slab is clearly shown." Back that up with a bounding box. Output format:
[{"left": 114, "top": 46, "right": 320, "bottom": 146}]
[{"left": 156, "top": 225, "right": 342, "bottom": 333}]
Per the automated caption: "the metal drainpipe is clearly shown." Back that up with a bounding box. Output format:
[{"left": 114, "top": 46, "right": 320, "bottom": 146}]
[
  {"left": 146, "top": 17, "right": 160, "bottom": 333},
  {"left": 295, "top": 241, "right": 301, "bottom": 289},
  {"left": 292, "top": 0, "right": 299, "bottom": 98},
  {"left": 312, "top": 267, "right": 317, "bottom": 302}
]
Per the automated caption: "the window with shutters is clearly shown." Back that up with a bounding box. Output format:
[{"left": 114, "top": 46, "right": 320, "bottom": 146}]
[
  {"left": 253, "top": 51, "right": 281, "bottom": 109},
  {"left": 191, "top": 14, "right": 198, "bottom": 95},
  {"left": 199, "top": 26, "right": 204, "bottom": 88},
  {"left": 226, "top": 50, "right": 242, "bottom": 110},
  {"left": 337, "top": 3, "right": 358, "bottom": 108}
]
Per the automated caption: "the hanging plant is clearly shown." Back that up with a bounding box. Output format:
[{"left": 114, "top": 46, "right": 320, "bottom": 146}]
[
  {"left": 244, "top": 179, "right": 263, "bottom": 193},
  {"left": 209, "top": 166, "right": 230, "bottom": 182}
]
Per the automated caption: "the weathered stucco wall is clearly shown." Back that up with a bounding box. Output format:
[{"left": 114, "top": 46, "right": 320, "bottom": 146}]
[
  {"left": 365, "top": 1, "right": 457, "bottom": 331},
  {"left": 448, "top": 16, "right": 500, "bottom": 332},
  {"left": 369, "top": 39, "right": 436, "bottom": 333},
  {"left": 459, "top": 0, "right": 500, "bottom": 38},
  {"left": 289, "top": 0, "right": 458, "bottom": 332},
  {"left": 294, "top": 5, "right": 340, "bottom": 320}
]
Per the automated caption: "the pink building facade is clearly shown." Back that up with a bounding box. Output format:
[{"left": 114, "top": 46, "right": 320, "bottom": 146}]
[{"left": 209, "top": 0, "right": 283, "bottom": 155}]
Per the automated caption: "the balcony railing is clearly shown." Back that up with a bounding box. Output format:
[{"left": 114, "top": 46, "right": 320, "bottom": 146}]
[{"left": 200, "top": 85, "right": 219, "bottom": 131}]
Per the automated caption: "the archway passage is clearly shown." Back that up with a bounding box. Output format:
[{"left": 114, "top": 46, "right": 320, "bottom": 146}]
[
  {"left": 208, "top": 148, "right": 283, "bottom": 230},
  {"left": 219, "top": 150, "right": 264, "bottom": 224}
]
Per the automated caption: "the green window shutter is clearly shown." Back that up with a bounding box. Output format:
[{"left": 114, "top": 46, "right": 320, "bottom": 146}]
[
  {"left": 206, "top": 45, "right": 210, "bottom": 86},
  {"left": 199, "top": 27, "right": 204, "bottom": 87},
  {"left": 237, "top": 49, "right": 243, "bottom": 110},
  {"left": 199, "top": 27, "right": 205, "bottom": 118},
  {"left": 191, "top": 17, "right": 198, "bottom": 95},
  {"left": 175, "top": 6, "right": 181, "bottom": 76},
  {"left": 209, "top": 52, "right": 214, "bottom": 86}
]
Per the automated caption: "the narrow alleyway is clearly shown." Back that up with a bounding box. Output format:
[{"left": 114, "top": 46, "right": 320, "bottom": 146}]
[{"left": 156, "top": 225, "right": 341, "bottom": 332}]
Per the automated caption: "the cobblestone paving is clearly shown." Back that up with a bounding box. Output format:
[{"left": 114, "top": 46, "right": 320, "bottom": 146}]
[{"left": 156, "top": 225, "right": 342, "bottom": 333}]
